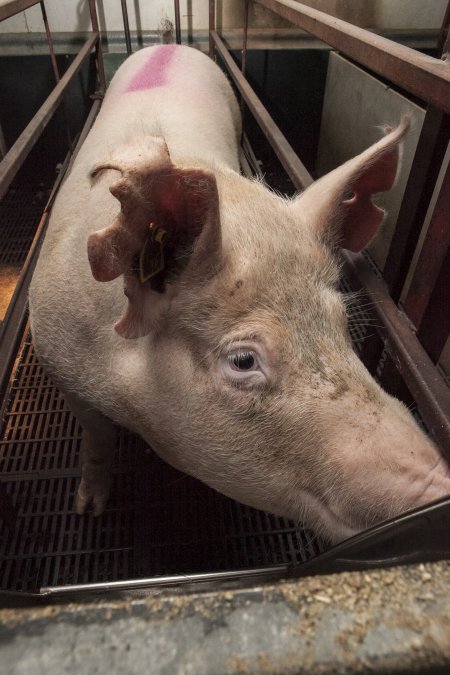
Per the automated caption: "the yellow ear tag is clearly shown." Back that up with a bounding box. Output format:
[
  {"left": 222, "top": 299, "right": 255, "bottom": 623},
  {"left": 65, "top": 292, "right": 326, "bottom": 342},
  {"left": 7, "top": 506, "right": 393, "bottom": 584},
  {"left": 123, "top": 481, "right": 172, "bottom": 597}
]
[{"left": 139, "top": 223, "right": 167, "bottom": 284}]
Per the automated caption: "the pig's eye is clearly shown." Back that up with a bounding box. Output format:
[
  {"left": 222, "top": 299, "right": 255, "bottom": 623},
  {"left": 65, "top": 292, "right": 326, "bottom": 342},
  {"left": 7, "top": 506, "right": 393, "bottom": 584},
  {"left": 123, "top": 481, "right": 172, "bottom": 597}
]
[
  {"left": 228, "top": 350, "right": 257, "bottom": 371},
  {"left": 220, "top": 345, "right": 266, "bottom": 384}
]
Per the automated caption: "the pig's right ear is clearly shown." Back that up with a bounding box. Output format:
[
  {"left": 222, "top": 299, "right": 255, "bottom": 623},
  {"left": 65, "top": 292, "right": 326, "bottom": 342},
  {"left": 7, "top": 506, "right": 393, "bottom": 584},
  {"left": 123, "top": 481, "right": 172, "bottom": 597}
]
[
  {"left": 87, "top": 137, "right": 221, "bottom": 339},
  {"left": 293, "top": 117, "right": 409, "bottom": 252}
]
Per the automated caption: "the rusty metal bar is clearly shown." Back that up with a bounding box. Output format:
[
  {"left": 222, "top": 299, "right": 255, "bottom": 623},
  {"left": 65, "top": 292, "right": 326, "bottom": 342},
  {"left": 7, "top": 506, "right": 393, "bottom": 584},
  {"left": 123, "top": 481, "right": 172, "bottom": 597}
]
[
  {"left": 39, "top": 0, "right": 73, "bottom": 151},
  {"left": 120, "top": 0, "right": 132, "bottom": 55},
  {"left": 209, "top": 0, "right": 215, "bottom": 59},
  {"left": 212, "top": 34, "right": 450, "bottom": 453},
  {"left": 0, "top": 32, "right": 98, "bottom": 199},
  {"left": 88, "top": 0, "right": 106, "bottom": 93},
  {"left": 174, "top": 0, "right": 181, "bottom": 45},
  {"left": 416, "top": 246, "right": 450, "bottom": 364},
  {"left": 0, "top": 98, "right": 101, "bottom": 409},
  {"left": 383, "top": 109, "right": 450, "bottom": 301},
  {"left": 403, "top": 162, "right": 450, "bottom": 331},
  {"left": 211, "top": 31, "right": 312, "bottom": 190},
  {"left": 0, "top": 0, "right": 39, "bottom": 21},
  {"left": 254, "top": 0, "right": 450, "bottom": 114}
]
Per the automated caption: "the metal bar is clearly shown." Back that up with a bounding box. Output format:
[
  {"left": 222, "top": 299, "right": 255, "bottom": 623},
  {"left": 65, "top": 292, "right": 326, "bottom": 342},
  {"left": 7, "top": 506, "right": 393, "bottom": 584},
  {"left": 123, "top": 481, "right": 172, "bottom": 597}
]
[
  {"left": 343, "top": 252, "right": 450, "bottom": 453},
  {"left": 383, "top": 108, "right": 450, "bottom": 301},
  {"left": 437, "top": 0, "right": 450, "bottom": 56},
  {"left": 39, "top": 0, "right": 73, "bottom": 151},
  {"left": 88, "top": 0, "right": 106, "bottom": 93},
  {"left": 174, "top": 0, "right": 181, "bottom": 45},
  {"left": 0, "top": 0, "right": 39, "bottom": 21},
  {"left": 254, "top": 0, "right": 450, "bottom": 114},
  {"left": 209, "top": 0, "right": 215, "bottom": 59},
  {"left": 211, "top": 30, "right": 313, "bottom": 190},
  {"left": 403, "top": 162, "right": 450, "bottom": 331},
  {"left": 0, "top": 98, "right": 101, "bottom": 406},
  {"left": 416, "top": 246, "right": 450, "bottom": 364},
  {"left": 0, "top": 32, "right": 98, "bottom": 199},
  {"left": 242, "top": 0, "right": 249, "bottom": 76},
  {"left": 0, "top": 123, "right": 7, "bottom": 159},
  {"left": 120, "top": 0, "right": 132, "bottom": 55}
]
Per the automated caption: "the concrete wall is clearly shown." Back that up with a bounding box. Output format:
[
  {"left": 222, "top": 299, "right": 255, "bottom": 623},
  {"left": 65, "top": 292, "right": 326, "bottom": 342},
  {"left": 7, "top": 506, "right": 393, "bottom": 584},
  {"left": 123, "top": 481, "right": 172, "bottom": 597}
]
[{"left": 0, "top": 0, "right": 447, "bottom": 36}]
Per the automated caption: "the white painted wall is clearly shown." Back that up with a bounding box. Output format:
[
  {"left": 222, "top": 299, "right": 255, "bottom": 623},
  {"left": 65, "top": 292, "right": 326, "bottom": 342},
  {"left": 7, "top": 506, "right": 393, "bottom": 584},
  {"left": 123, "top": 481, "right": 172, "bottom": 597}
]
[{"left": 0, "top": 0, "right": 447, "bottom": 35}]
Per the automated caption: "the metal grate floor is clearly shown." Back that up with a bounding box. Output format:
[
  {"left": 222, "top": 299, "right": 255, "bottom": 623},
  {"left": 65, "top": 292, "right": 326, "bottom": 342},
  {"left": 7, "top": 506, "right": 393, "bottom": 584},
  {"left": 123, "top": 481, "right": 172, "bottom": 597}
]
[{"left": 0, "top": 333, "right": 326, "bottom": 593}]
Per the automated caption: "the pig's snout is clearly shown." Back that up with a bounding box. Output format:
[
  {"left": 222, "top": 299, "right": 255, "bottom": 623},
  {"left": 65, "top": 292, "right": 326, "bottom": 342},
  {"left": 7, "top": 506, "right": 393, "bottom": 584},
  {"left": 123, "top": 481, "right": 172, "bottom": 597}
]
[{"left": 313, "top": 401, "right": 450, "bottom": 543}]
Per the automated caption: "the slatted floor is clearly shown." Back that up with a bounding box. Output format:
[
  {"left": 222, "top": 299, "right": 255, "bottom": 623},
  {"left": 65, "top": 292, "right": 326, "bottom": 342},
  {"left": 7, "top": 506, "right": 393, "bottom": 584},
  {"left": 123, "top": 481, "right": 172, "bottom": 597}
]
[{"left": 0, "top": 332, "right": 328, "bottom": 593}]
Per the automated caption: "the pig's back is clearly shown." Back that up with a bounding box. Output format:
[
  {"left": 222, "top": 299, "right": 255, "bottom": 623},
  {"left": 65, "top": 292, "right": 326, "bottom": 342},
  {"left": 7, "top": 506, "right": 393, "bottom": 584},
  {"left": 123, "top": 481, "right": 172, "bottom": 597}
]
[
  {"left": 29, "top": 45, "right": 240, "bottom": 419},
  {"left": 75, "top": 44, "right": 241, "bottom": 172}
]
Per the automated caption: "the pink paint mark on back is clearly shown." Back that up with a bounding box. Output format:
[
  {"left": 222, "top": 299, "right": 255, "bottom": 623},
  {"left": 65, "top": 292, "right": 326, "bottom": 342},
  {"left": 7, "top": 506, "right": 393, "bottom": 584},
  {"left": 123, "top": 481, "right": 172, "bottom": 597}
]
[{"left": 125, "top": 45, "right": 179, "bottom": 93}]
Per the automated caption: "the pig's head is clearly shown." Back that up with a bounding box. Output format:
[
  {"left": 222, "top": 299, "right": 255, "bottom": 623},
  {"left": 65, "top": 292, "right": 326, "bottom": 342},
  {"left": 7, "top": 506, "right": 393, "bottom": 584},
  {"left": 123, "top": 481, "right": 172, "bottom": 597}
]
[{"left": 88, "top": 121, "right": 450, "bottom": 543}]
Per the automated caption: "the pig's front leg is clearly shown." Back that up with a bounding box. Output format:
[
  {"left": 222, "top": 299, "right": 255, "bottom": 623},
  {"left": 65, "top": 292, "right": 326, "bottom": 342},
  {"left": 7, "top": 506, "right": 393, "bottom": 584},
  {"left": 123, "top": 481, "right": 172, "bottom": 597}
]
[{"left": 64, "top": 392, "right": 115, "bottom": 516}]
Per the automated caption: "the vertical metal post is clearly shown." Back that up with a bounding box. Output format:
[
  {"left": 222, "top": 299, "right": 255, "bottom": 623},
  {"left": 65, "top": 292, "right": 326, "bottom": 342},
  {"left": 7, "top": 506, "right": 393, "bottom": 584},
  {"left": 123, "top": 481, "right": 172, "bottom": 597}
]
[
  {"left": 382, "top": 108, "right": 449, "bottom": 302},
  {"left": 209, "top": 0, "right": 215, "bottom": 59},
  {"left": 120, "top": 0, "right": 132, "bottom": 55},
  {"left": 174, "top": 0, "right": 181, "bottom": 44},
  {"left": 416, "top": 246, "right": 450, "bottom": 363},
  {"left": 0, "top": 123, "right": 7, "bottom": 160},
  {"left": 242, "top": 0, "right": 249, "bottom": 76},
  {"left": 437, "top": 0, "right": 450, "bottom": 56},
  {"left": 40, "top": 0, "right": 72, "bottom": 150},
  {"left": 88, "top": 0, "right": 106, "bottom": 94}
]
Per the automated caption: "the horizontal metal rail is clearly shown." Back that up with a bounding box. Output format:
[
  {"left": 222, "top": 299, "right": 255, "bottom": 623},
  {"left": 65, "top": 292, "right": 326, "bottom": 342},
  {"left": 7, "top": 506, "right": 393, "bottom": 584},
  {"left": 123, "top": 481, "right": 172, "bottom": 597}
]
[
  {"left": 0, "top": 0, "right": 40, "bottom": 21},
  {"left": 211, "top": 30, "right": 312, "bottom": 190},
  {"left": 211, "top": 34, "right": 450, "bottom": 454},
  {"left": 255, "top": 0, "right": 450, "bottom": 115},
  {"left": 0, "top": 32, "right": 98, "bottom": 199}
]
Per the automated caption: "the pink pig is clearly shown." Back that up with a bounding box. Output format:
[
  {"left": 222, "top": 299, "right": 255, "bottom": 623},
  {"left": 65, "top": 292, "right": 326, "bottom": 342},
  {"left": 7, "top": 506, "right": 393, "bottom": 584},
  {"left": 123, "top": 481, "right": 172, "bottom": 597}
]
[{"left": 29, "top": 45, "right": 450, "bottom": 543}]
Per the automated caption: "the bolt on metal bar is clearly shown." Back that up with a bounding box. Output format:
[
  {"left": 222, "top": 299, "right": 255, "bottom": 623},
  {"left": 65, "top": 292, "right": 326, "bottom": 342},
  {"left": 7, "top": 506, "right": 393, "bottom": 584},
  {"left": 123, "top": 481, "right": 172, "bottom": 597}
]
[
  {"left": 120, "top": 0, "right": 132, "bottom": 55},
  {"left": 174, "top": 0, "right": 181, "bottom": 44},
  {"left": 0, "top": 33, "right": 98, "bottom": 199},
  {"left": 254, "top": 0, "right": 450, "bottom": 115},
  {"left": 211, "top": 30, "right": 313, "bottom": 190}
]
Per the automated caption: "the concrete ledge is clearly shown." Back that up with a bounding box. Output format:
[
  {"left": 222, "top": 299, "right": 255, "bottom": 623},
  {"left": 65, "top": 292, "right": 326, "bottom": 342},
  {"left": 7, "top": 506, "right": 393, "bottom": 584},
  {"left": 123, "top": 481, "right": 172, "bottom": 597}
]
[{"left": 1, "top": 561, "right": 450, "bottom": 673}]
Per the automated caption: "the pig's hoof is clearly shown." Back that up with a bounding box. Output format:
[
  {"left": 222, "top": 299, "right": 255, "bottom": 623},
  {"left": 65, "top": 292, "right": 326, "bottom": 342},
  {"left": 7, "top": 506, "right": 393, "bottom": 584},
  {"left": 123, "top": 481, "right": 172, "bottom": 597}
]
[{"left": 76, "top": 479, "right": 109, "bottom": 516}]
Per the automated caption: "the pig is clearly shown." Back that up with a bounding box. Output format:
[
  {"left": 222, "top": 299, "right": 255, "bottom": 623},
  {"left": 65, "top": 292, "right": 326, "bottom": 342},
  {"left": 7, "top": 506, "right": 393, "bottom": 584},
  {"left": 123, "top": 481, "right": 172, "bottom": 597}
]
[{"left": 28, "top": 44, "right": 450, "bottom": 543}]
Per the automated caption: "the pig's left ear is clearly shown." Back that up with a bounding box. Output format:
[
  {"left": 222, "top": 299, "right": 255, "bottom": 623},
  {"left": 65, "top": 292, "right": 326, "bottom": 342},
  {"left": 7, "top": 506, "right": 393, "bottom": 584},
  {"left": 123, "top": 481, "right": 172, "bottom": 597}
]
[
  {"left": 293, "top": 117, "right": 410, "bottom": 252},
  {"left": 87, "top": 136, "right": 221, "bottom": 339}
]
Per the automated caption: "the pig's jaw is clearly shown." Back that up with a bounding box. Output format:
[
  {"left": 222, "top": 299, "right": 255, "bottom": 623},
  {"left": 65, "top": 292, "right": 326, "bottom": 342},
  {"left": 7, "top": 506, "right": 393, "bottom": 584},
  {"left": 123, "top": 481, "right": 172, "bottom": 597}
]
[{"left": 293, "top": 489, "right": 360, "bottom": 543}]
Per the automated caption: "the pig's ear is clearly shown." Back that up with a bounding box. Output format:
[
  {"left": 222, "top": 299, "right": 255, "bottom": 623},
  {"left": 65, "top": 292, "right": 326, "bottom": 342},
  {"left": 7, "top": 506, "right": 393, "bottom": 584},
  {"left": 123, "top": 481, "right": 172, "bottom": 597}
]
[
  {"left": 87, "top": 136, "right": 221, "bottom": 339},
  {"left": 294, "top": 117, "right": 410, "bottom": 252}
]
